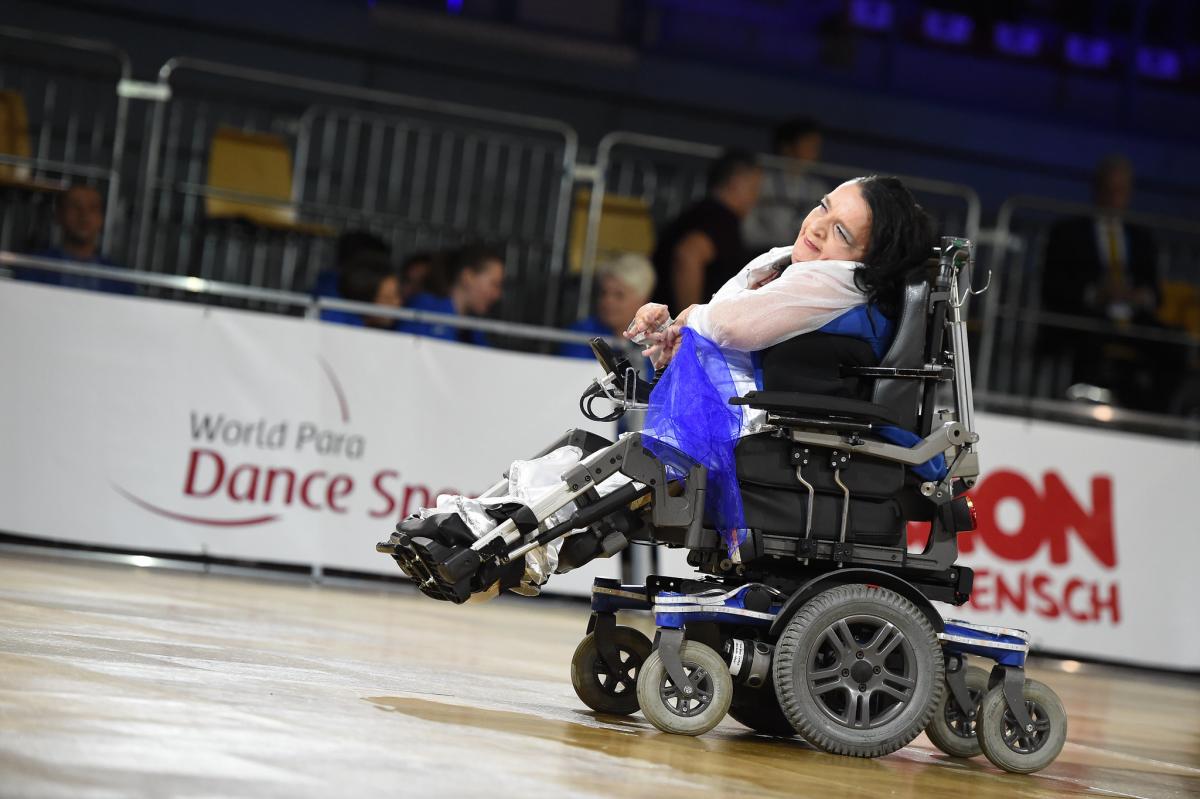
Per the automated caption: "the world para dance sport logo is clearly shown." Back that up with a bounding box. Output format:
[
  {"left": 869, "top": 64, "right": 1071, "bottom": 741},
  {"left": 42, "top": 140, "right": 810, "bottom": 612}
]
[
  {"left": 113, "top": 357, "right": 467, "bottom": 530},
  {"left": 909, "top": 470, "right": 1120, "bottom": 626}
]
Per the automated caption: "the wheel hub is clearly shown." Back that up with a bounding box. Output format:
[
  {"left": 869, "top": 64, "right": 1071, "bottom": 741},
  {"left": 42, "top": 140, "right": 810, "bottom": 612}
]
[
  {"left": 850, "top": 660, "right": 875, "bottom": 684},
  {"left": 659, "top": 662, "right": 715, "bottom": 718},
  {"left": 806, "top": 614, "right": 918, "bottom": 730},
  {"left": 1001, "top": 699, "right": 1053, "bottom": 754}
]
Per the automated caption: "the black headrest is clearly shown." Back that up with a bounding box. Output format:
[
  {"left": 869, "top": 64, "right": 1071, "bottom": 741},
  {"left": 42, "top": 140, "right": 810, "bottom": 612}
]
[{"left": 870, "top": 270, "right": 931, "bottom": 430}]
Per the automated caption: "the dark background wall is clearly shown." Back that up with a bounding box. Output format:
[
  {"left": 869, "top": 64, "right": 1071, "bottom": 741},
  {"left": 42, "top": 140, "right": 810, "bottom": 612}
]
[{"left": 7, "top": 0, "right": 1200, "bottom": 218}]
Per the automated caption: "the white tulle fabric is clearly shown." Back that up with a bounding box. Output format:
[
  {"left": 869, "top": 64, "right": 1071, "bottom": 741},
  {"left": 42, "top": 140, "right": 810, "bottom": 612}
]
[
  {"left": 683, "top": 247, "right": 868, "bottom": 435},
  {"left": 685, "top": 247, "right": 867, "bottom": 351}
]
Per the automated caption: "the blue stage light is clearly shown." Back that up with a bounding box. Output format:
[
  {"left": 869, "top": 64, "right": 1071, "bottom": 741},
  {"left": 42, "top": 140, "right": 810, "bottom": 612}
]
[{"left": 994, "top": 22, "right": 1041, "bottom": 58}]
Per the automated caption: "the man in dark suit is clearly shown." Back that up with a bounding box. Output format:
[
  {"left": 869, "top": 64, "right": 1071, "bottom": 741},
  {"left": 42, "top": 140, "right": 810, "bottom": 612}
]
[{"left": 1041, "top": 155, "right": 1172, "bottom": 410}]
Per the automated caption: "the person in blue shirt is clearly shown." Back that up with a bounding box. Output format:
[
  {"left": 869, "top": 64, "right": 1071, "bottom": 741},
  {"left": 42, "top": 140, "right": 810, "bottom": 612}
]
[
  {"left": 15, "top": 183, "right": 132, "bottom": 294},
  {"left": 399, "top": 244, "right": 504, "bottom": 347},
  {"left": 559, "top": 252, "right": 657, "bottom": 360}
]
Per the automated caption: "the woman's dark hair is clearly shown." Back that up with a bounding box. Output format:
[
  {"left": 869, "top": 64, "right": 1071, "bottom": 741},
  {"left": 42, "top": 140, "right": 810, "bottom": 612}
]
[
  {"left": 425, "top": 243, "right": 504, "bottom": 297},
  {"left": 337, "top": 251, "right": 394, "bottom": 304},
  {"left": 852, "top": 175, "right": 936, "bottom": 318}
]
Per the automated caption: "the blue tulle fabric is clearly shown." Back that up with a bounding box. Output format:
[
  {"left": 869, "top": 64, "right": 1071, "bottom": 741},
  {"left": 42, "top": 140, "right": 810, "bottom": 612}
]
[{"left": 643, "top": 328, "right": 747, "bottom": 556}]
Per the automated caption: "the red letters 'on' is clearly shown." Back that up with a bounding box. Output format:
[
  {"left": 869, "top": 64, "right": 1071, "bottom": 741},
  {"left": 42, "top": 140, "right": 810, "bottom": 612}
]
[
  {"left": 965, "top": 470, "right": 1116, "bottom": 568},
  {"left": 973, "top": 470, "right": 1043, "bottom": 562}
]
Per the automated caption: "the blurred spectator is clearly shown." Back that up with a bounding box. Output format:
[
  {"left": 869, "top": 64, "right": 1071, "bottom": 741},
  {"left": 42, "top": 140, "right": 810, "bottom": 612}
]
[
  {"left": 399, "top": 244, "right": 504, "bottom": 346},
  {"left": 744, "top": 118, "right": 830, "bottom": 251},
  {"left": 333, "top": 251, "right": 402, "bottom": 330},
  {"left": 314, "top": 230, "right": 391, "bottom": 325},
  {"left": 1041, "top": 155, "right": 1177, "bottom": 410},
  {"left": 15, "top": 183, "right": 131, "bottom": 294},
  {"left": 651, "top": 149, "right": 763, "bottom": 310},
  {"left": 399, "top": 251, "right": 434, "bottom": 304},
  {"left": 559, "top": 253, "right": 656, "bottom": 359},
  {"left": 1043, "top": 156, "right": 1159, "bottom": 324}
]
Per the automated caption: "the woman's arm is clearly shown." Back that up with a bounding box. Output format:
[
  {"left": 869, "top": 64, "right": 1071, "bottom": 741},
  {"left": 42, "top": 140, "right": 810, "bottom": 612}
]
[{"left": 686, "top": 260, "right": 864, "bottom": 351}]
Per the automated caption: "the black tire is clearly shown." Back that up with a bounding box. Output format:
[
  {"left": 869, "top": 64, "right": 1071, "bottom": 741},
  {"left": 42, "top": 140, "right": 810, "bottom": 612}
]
[
  {"left": 570, "top": 626, "right": 652, "bottom": 715},
  {"left": 637, "top": 641, "right": 733, "bottom": 736},
  {"left": 773, "top": 584, "right": 943, "bottom": 757},
  {"left": 976, "top": 678, "right": 1067, "bottom": 774},
  {"left": 926, "top": 665, "right": 989, "bottom": 758},
  {"left": 728, "top": 681, "right": 797, "bottom": 737}
]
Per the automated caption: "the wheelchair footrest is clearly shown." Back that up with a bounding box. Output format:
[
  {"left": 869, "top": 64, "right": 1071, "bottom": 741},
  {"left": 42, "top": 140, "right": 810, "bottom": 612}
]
[
  {"left": 939, "top": 619, "right": 1030, "bottom": 668},
  {"left": 653, "top": 584, "right": 783, "bottom": 629}
]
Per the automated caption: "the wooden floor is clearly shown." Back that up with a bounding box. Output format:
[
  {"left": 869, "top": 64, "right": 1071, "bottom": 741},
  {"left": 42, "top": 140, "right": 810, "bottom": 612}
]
[{"left": 1, "top": 551, "right": 1197, "bottom": 799}]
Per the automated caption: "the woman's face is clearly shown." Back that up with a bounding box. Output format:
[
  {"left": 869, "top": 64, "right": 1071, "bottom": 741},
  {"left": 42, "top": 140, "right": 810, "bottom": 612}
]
[
  {"left": 792, "top": 180, "right": 871, "bottom": 263},
  {"left": 366, "top": 274, "right": 402, "bottom": 328},
  {"left": 596, "top": 274, "right": 648, "bottom": 335},
  {"left": 460, "top": 259, "right": 505, "bottom": 315}
]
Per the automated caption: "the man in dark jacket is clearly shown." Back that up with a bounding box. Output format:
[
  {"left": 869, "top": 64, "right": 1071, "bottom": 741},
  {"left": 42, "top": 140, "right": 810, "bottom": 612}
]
[{"left": 1041, "top": 155, "right": 1173, "bottom": 410}]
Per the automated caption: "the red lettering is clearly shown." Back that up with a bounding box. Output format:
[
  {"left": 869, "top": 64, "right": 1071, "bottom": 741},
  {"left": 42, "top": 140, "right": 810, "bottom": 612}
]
[
  {"left": 300, "top": 471, "right": 327, "bottom": 510},
  {"left": 1042, "top": 474, "right": 1116, "bottom": 567},
  {"left": 370, "top": 470, "right": 399, "bottom": 519},
  {"left": 1063, "top": 578, "right": 1090, "bottom": 622},
  {"left": 1091, "top": 582, "right": 1121, "bottom": 623},
  {"left": 401, "top": 485, "right": 431, "bottom": 518},
  {"left": 263, "top": 468, "right": 296, "bottom": 504},
  {"left": 326, "top": 476, "right": 353, "bottom": 514},
  {"left": 994, "top": 571, "right": 1026, "bottom": 614},
  {"left": 1031, "top": 573, "right": 1059, "bottom": 619},
  {"left": 227, "top": 464, "right": 261, "bottom": 502},
  {"left": 975, "top": 470, "right": 1043, "bottom": 562},
  {"left": 183, "top": 449, "right": 225, "bottom": 497}
]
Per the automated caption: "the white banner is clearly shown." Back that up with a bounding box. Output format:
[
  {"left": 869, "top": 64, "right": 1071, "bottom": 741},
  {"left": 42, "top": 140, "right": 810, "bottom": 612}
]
[
  {"left": 3, "top": 281, "right": 1198, "bottom": 668},
  {"left": 0, "top": 281, "right": 619, "bottom": 595}
]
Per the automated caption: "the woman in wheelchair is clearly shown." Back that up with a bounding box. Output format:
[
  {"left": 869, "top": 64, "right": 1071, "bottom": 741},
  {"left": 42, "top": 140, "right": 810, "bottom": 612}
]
[{"left": 378, "top": 178, "right": 1067, "bottom": 774}]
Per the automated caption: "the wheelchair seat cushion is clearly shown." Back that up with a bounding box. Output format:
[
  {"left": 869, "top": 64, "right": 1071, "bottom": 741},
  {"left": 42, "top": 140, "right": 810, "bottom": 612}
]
[{"left": 734, "top": 432, "right": 908, "bottom": 547}]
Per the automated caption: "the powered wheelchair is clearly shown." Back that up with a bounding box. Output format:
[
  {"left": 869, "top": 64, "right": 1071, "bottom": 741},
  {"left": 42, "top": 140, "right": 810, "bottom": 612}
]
[{"left": 377, "top": 238, "right": 1067, "bottom": 774}]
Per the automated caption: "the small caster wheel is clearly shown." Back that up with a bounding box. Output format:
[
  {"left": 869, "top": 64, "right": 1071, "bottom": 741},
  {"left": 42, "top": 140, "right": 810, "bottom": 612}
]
[
  {"left": 976, "top": 678, "right": 1067, "bottom": 774},
  {"left": 570, "top": 626, "right": 652, "bottom": 715},
  {"left": 637, "top": 641, "right": 732, "bottom": 736},
  {"left": 926, "top": 665, "right": 989, "bottom": 758}
]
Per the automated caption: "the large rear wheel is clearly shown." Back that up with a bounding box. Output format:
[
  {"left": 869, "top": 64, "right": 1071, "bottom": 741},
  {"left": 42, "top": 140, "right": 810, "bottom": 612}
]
[{"left": 773, "top": 584, "right": 943, "bottom": 757}]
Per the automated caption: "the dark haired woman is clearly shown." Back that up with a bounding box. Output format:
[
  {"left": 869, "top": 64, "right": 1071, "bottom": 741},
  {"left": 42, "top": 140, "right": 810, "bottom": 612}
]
[
  {"left": 629, "top": 175, "right": 934, "bottom": 434},
  {"left": 398, "top": 244, "right": 505, "bottom": 346},
  {"left": 625, "top": 176, "right": 936, "bottom": 554}
]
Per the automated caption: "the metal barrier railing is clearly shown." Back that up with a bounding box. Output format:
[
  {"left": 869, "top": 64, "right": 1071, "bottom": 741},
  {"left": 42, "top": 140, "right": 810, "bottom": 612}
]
[
  {"left": 976, "top": 195, "right": 1200, "bottom": 432},
  {"left": 576, "top": 130, "right": 982, "bottom": 318},
  {"left": 0, "top": 251, "right": 610, "bottom": 349},
  {"left": 0, "top": 26, "right": 131, "bottom": 257},
  {"left": 133, "top": 57, "right": 579, "bottom": 327}
]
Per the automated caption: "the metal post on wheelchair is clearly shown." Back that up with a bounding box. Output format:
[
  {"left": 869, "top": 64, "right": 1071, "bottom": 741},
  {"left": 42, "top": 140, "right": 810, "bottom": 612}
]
[{"left": 928, "top": 236, "right": 985, "bottom": 499}]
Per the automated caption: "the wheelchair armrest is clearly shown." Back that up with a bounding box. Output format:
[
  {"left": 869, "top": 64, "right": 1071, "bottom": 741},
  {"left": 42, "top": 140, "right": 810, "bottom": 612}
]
[{"left": 731, "top": 391, "right": 903, "bottom": 428}]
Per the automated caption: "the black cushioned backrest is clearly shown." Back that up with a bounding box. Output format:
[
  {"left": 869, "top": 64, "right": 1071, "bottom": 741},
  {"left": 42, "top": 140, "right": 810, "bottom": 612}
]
[
  {"left": 870, "top": 272, "right": 931, "bottom": 431},
  {"left": 760, "top": 332, "right": 879, "bottom": 400}
]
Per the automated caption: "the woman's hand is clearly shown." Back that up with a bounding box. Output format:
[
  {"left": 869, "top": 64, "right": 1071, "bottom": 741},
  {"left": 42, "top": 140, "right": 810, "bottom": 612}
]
[
  {"left": 623, "top": 302, "right": 672, "bottom": 344},
  {"left": 644, "top": 305, "right": 697, "bottom": 368}
]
